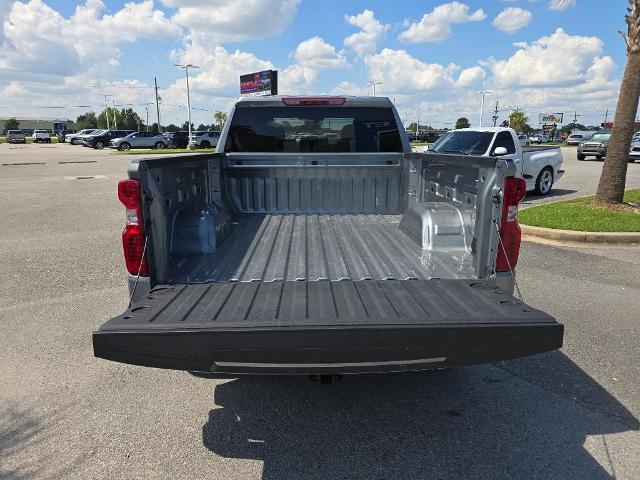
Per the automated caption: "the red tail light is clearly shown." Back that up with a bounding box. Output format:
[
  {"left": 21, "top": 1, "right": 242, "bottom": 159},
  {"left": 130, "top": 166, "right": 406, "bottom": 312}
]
[
  {"left": 495, "top": 177, "right": 526, "bottom": 272},
  {"left": 282, "top": 96, "right": 346, "bottom": 106},
  {"left": 118, "top": 179, "right": 149, "bottom": 276}
]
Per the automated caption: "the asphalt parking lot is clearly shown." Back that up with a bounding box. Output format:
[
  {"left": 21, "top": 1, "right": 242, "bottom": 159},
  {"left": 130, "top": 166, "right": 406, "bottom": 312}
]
[{"left": 1, "top": 143, "right": 639, "bottom": 479}]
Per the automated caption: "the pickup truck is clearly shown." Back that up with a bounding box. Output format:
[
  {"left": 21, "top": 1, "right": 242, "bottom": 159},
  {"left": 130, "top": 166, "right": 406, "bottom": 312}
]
[
  {"left": 425, "top": 127, "right": 564, "bottom": 195},
  {"left": 6, "top": 130, "right": 26, "bottom": 144},
  {"left": 93, "top": 96, "right": 563, "bottom": 375},
  {"left": 32, "top": 129, "right": 52, "bottom": 143}
]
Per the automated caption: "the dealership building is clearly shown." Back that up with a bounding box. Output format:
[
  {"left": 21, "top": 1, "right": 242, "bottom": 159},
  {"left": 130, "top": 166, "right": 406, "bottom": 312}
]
[{"left": 1, "top": 116, "right": 76, "bottom": 134}]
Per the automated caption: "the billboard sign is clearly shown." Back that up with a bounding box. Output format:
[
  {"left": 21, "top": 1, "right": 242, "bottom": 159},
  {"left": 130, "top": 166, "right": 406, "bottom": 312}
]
[
  {"left": 240, "top": 70, "right": 278, "bottom": 96},
  {"left": 542, "top": 123, "right": 556, "bottom": 133},
  {"left": 539, "top": 113, "right": 563, "bottom": 124}
]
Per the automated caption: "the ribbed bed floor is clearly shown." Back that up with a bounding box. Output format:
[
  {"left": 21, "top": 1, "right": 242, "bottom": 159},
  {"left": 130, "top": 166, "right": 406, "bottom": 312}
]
[{"left": 169, "top": 214, "right": 474, "bottom": 283}]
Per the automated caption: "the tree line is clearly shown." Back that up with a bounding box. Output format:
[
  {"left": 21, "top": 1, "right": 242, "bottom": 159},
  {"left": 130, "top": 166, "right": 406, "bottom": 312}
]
[{"left": 74, "top": 109, "right": 228, "bottom": 133}]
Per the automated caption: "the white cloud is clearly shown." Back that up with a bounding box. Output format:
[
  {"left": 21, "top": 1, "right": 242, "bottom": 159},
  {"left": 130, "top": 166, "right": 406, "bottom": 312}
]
[
  {"left": 399, "top": 2, "right": 486, "bottom": 43},
  {"left": 455, "top": 66, "right": 486, "bottom": 87},
  {"left": 329, "top": 81, "right": 368, "bottom": 96},
  {"left": 278, "top": 64, "right": 318, "bottom": 94},
  {"left": 365, "top": 48, "right": 485, "bottom": 91},
  {"left": 290, "top": 36, "right": 348, "bottom": 69},
  {"left": 548, "top": 0, "right": 577, "bottom": 11},
  {"left": 0, "top": 0, "right": 181, "bottom": 77},
  {"left": 170, "top": 44, "right": 274, "bottom": 91},
  {"left": 493, "top": 7, "right": 532, "bottom": 34},
  {"left": 167, "top": 0, "right": 300, "bottom": 44},
  {"left": 483, "top": 28, "right": 610, "bottom": 88},
  {"left": 344, "top": 9, "right": 389, "bottom": 55}
]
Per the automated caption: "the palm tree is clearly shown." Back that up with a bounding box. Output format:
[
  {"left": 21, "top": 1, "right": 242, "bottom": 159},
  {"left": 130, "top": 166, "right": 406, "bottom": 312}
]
[{"left": 595, "top": 0, "right": 640, "bottom": 204}]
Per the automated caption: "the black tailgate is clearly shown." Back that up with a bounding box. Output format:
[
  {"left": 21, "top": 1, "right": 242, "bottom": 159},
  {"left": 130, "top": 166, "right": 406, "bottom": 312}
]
[{"left": 93, "top": 280, "right": 563, "bottom": 374}]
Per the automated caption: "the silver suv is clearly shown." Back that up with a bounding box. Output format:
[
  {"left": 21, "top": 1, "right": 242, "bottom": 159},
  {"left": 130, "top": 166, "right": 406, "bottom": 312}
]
[
  {"left": 6, "top": 130, "right": 26, "bottom": 144},
  {"left": 110, "top": 132, "right": 170, "bottom": 151},
  {"left": 189, "top": 131, "right": 220, "bottom": 149}
]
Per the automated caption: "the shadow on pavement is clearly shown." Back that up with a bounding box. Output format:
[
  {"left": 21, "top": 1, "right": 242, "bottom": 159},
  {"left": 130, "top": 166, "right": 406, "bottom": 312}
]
[
  {"left": 202, "top": 351, "right": 638, "bottom": 480},
  {"left": 522, "top": 188, "right": 578, "bottom": 204},
  {"left": 0, "top": 402, "right": 86, "bottom": 480}
]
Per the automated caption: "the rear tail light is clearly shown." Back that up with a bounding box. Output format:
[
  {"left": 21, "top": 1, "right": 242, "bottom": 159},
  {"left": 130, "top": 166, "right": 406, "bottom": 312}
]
[
  {"left": 495, "top": 177, "right": 526, "bottom": 272},
  {"left": 282, "top": 96, "right": 346, "bottom": 106},
  {"left": 118, "top": 179, "right": 149, "bottom": 276}
]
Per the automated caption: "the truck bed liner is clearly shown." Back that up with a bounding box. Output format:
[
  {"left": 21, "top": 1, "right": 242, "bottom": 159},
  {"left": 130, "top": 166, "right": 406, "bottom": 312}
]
[
  {"left": 169, "top": 214, "right": 474, "bottom": 283},
  {"left": 94, "top": 280, "right": 563, "bottom": 373}
]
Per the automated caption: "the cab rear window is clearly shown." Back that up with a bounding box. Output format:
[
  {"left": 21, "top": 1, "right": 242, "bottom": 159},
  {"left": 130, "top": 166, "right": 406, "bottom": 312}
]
[{"left": 225, "top": 106, "right": 403, "bottom": 153}]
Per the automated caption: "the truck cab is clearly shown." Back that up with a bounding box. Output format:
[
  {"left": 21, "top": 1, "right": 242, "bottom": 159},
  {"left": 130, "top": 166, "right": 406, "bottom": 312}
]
[{"left": 427, "top": 127, "right": 564, "bottom": 195}]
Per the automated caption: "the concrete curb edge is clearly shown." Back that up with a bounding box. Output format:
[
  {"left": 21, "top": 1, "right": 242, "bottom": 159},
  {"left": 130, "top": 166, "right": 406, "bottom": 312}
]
[{"left": 521, "top": 224, "right": 640, "bottom": 245}]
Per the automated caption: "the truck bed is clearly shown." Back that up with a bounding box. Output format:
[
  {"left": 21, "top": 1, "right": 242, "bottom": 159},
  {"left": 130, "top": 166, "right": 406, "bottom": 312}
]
[
  {"left": 94, "top": 279, "right": 563, "bottom": 374},
  {"left": 169, "top": 213, "right": 474, "bottom": 284}
]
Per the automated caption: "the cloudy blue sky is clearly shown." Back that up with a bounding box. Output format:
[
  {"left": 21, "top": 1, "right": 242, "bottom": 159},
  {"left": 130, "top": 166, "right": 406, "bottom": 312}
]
[{"left": 0, "top": 0, "right": 627, "bottom": 127}]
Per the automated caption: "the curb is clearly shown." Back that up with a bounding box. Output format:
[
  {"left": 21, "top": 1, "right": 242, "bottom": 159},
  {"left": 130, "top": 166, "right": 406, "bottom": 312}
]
[{"left": 520, "top": 224, "right": 640, "bottom": 245}]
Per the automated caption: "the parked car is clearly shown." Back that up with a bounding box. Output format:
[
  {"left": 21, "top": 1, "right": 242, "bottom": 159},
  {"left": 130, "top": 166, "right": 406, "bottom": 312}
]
[
  {"left": 164, "top": 131, "right": 190, "bottom": 149},
  {"left": 426, "top": 127, "right": 564, "bottom": 195},
  {"left": 516, "top": 134, "right": 530, "bottom": 147},
  {"left": 92, "top": 95, "right": 564, "bottom": 376},
  {"left": 85, "top": 130, "right": 135, "bottom": 149},
  {"left": 529, "top": 135, "right": 542, "bottom": 144},
  {"left": 109, "top": 131, "right": 170, "bottom": 151},
  {"left": 6, "top": 130, "right": 26, "bottom": 144},
  {"left": 577, "top": 132, "right": 612, "bottom": 160},
  {"left": 189, "top": 130, "right": 220, "bottom": 148},
  {"left": 78, "top": 129, "right": 107, "bottom": 146},
  {"left": 566, "top": 134, "right": 587, "bottom": 145},
  {"left": 65, "top": 129, "right": 98, "bottom": 145},
  {"left": 629, "top": 140, "right": 640, "bottom": 163},
  {"left": 57, "top": 129, "right": 76, "bottom": 143},
  {"left": 32, "top": 129, "right": 51, "bottom": 143}
]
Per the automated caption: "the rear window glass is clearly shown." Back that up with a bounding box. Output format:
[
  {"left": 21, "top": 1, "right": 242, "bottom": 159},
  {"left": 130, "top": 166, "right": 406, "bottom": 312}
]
[
  {"left": 8, "top": 130, "right": 21, "bottom": 134},
  {"left": 430, "top": 131, "right": 494, "bottom": 156},
  {"left": 225, "top": 106, "right": 403, "bottom": 153}
]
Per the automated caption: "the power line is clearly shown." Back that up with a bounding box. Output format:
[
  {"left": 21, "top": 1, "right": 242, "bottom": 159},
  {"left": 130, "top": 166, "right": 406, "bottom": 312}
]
[{"left": 0, "top": 102, "right": 153, "bottom": 109}]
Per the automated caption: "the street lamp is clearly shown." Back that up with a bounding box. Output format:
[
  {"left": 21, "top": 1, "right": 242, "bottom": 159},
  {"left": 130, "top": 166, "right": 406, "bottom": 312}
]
[
  {"left": 475, "top": 90, "right": 491, "bottom": 127},
  {"left": 367, "top": 81, "right": 382, "bottom": 96},
  {"left": 174, "top": 63, "right": 200, "bottom": 149}
]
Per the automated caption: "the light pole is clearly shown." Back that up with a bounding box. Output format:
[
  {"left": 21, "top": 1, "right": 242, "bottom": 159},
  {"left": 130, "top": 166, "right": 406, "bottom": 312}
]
[
  {"left": 111, "top": 99, "right": 118, "bottom": 129},
  {"left": 367, "top": 81, "right": 382, "bottom": 96},
  {"left": 475, "top": 90, "right": 491, "bottom": 127},
  {"left": 100, "top": 93, "right": 112, "bottom": 129},
  {"left": 175, "top": 63, "right": 200, "bottom": 148}
]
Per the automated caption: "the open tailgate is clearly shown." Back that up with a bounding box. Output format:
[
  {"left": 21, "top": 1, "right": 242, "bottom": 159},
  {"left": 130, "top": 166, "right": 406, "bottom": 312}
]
[{"left": 93, "top": 279, "right": 563, "bottom": 374}]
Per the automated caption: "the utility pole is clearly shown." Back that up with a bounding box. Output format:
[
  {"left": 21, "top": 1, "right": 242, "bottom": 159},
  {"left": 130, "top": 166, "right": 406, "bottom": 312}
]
[
  {"left": 572, "top": 110, "right": 580, "bottom": 134},
  {"left": 603, "top": 109, "right": 609, "bottom": 126},
  {"left": 416, "top": 112, "right": 420, "bottom": 137},
  {"left": 174, "top": 63, "right": 200, "bottom": 149},
  {"left": 100, "top": 93, "right": 112, "bottom": 129},
  {"left": 492, "top": 101, "right": 499, "bottom": 127},
  {"left": 112, "top": 100, "right": 118, "bottom": 129},
  {"left": 367, "top": 81, "right": 382, "bottom": 96},
  {"left": 154, "top": 77, "right": 162, "bottom": 133},
  {"left": 145, "top": 106, "right": 149, "bottom": 132},
  {"left": 475, "top": 90, "right": 491, "bottom": 127}
]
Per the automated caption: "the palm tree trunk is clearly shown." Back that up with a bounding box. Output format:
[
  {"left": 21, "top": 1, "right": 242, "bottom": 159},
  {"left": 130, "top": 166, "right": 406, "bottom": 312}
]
[
  {"left": 595, "top": 1, "right": 640, "bottom": 204},
  {"left": 595, "top": 52, "right": 640, "bottom": 203}
]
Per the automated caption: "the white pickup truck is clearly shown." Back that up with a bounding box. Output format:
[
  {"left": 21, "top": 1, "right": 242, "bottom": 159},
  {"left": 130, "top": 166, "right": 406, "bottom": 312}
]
[
  {"left": 93, "top": 96, "right": 563, "bottom": 376},
  {"left": 426, "top": 127, "right": 564, "bottom": 195}
]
